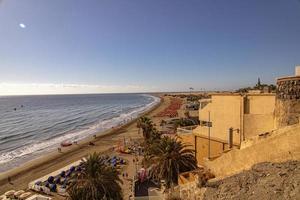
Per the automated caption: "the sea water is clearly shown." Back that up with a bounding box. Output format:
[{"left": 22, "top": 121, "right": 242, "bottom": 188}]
[{"left": 0, "top": 93, "right": 160, "bottom": 173}]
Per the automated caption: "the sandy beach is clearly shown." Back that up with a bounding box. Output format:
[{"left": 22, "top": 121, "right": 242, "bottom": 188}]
[{"left": 0, "top": 94, "right": 172, "bottom": 197}]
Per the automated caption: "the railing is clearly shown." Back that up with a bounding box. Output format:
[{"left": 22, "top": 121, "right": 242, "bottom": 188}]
[
  {"left": 176, "top": 125, "right": 198, "bottom": 135},
  {"left": 199, "top": 99, "right": 212, "bottom": 110}
]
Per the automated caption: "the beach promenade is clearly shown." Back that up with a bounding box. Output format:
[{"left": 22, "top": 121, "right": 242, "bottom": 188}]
[{"left": 0, "top": 95, "right": 173, "bottom": 198}]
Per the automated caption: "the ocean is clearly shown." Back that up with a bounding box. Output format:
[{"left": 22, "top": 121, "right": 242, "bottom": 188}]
[{"left": 0, "top": 93, "right": 160, "bottom": 173}]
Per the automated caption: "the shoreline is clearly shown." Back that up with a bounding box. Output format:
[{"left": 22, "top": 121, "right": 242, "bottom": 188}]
[
  {"left": 0, "top": 93, "right": 160, "bottom": 173},
  {"left": 0, "top": 94, "right": 167, "bottom": 193}
]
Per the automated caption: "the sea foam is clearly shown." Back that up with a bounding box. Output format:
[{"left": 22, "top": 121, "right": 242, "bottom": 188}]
[{"left": 0, "top": 94, "right": 160, "bottom": 172}]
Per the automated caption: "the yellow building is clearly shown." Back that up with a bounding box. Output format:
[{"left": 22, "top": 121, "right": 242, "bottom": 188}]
[
  {"left": 197, "top": 93, "right": 276, "bottom": 142},
  {"left": 178, "top": 92, "right": 276, "bottom": 165}
]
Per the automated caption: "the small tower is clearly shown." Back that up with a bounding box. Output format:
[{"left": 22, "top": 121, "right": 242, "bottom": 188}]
[
  {"left": 254, "top": 77, "right": 262, "bottom": 90},
  {"left": 257, "top": 77, "right": 261, "bottom": 87}
]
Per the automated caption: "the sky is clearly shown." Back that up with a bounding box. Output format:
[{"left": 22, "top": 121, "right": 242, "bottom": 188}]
[{"left": 0, "top": 0, "right": 300, "bottom": 95}]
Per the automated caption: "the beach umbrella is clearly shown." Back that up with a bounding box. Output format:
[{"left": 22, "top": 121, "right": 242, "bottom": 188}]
[
  {"left": 60, "top": 170, "right": 66, "bottom": 177},
  {"left": 47, "top": 176, "right": 54, "bottom": 183},
  {"left": 54, "top": 177, "right": 61, "bottom": 184},
  {"left": 111, "top": 158, "right": 117, "bottom": 165},
  {"left": 70, "top": 166, "right": 75, "bottom": 172},
  {"left": 66, "top": 170, "right": 72, "bottom": 177},
  {"left": 111, "top": 156, "right": 117, "bottom": 162},
  {"left": 35, "top": 181, "right": 42, "bottom": 185},
  {"left": 76, "top": 166, "right": 82, "bottom": 172},
  {"left": 49, "top": 184, "right": 57, "bottom": 192}
]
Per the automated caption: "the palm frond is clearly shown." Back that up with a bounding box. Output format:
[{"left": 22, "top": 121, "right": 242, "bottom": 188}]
[{"left": 67, "top": 152, "right": 123, "bottom": 200}]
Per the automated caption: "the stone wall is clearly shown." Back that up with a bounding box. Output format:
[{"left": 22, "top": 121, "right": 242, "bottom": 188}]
[
  {"left": 205, "top": 124, "right": 300, "bottom": 177},
  {"left": 276, "top": 77, "right": 300, "bottom": 127},
  {"left": 277, "top": 77, "right": 300, "bottom": 100},
  {"left": 176, "top": 181, "right": 206, "bottom": 200}
]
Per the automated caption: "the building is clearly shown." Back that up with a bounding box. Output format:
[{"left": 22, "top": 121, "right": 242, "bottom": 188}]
[
  {"left": 179, "top": 93, "right": 276, "bottom": 165},
  {"left": 178, "top": 66, "right": 300, "bottom": 166},
  {"left": 173, "top": 66, "right": 300, "bottom": 200},
  {"left": 197, "top": 93, "right": 275, "bottom": 142}
]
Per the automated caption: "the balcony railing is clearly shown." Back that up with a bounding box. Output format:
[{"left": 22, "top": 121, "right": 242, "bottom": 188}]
[{"left": 176, "top": 125, "right": 198, "bottom": 135}]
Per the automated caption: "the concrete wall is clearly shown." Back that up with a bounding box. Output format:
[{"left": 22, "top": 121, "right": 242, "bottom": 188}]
[
  {"left": 245, "top": 95, "right": 275, "bottom": 114},
  {"left": 193, "top": 93, "right": 278, "bottom": 166},
  {"left": 198, "top": 100, "right": 212, "bottom": 122},
  {"left": 205, "top": 124, "right": 300, "bottom": 177},
  {"left": 209, "top": 95, "right": 242, "bottom": 142},
  {"left": 198, "top": 94, "right": 276, "bottom": 142},
  {"left": 243, "top": 95, "right": 275, "bottom": 137},
  {"left": 178, "top": 134, "right": 195, "bottom": 150},
  {"left": 243, "top": 114, "right": 275, "bottom": 137},
  {"left": 195, "top": 136, "right": 231, "bottom": 166},
  {"left": 178, "top": 131, "right": 235, "bottom": 166},
  {"left": 198, "top": 95, "right": 241, "bottom": 142}
]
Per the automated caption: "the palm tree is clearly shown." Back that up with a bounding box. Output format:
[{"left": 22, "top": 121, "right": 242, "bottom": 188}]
[
  {"left": 137, "top": 117, "right": 155, "bottom": 139},
  {"left": 142, "top": 127, "right": 161, "bottom": 157},
  {"left": 67, "top": 152, "right": 123, "bottom": 200},
  {"left": 148, "top": 137, "right": 197, "bottom": 189}
]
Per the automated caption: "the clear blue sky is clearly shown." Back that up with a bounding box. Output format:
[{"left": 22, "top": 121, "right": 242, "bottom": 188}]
[{"left": 0, "top": 0, "right": 300, "bottom": 94}]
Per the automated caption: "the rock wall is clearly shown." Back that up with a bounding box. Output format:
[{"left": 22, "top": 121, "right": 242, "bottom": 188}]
[{"left": 276, "top": 77, "right": 300, "bottom": 127}]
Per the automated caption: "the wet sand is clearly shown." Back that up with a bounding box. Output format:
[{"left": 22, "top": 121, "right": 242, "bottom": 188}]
[{"left": 0, "top": 95, "right": 171, "bottom": 195}]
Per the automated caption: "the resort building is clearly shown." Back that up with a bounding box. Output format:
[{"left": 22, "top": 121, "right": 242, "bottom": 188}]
[
  {"left": 179, "top": 93, "right": 276, "bottom": 165},
  {"left": 178, "top": 66, "right": 300, "bottom": 166},
  {"left": 197, "top": 93, "right": 275, "bottom": 142}
]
